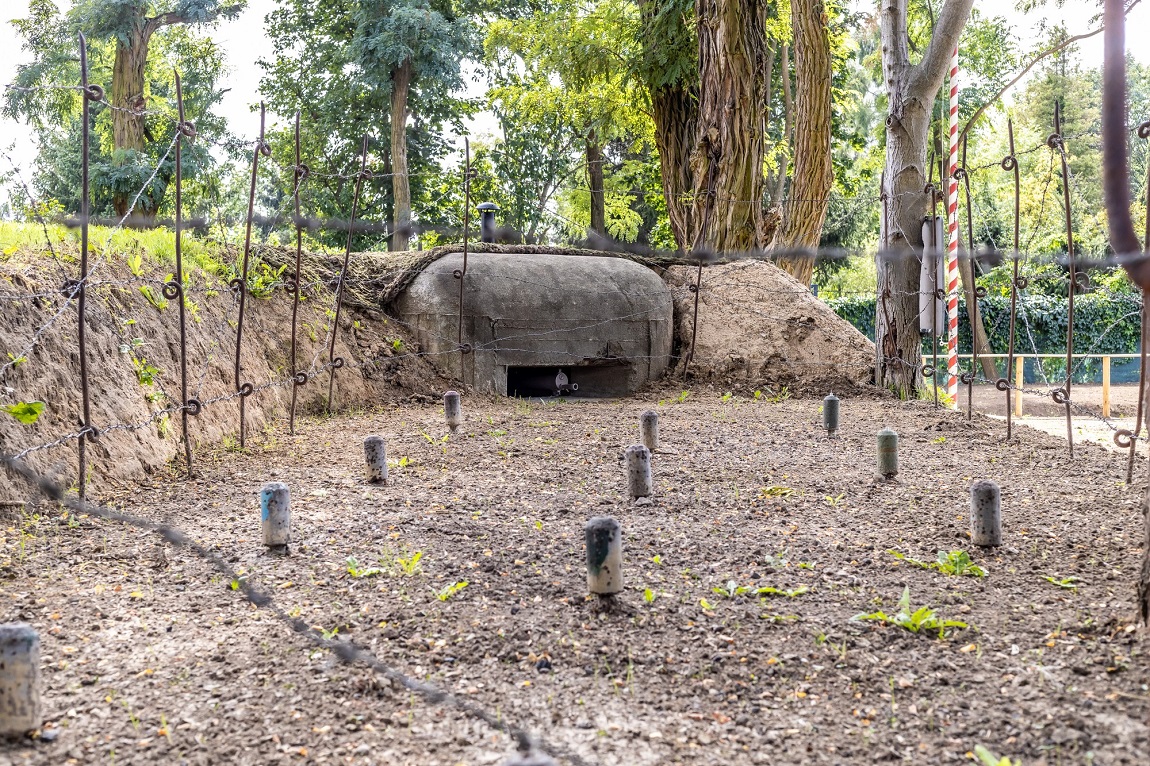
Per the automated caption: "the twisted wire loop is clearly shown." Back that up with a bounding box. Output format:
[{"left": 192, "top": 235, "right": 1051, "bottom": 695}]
[
  {"left": 452, "top": 268, "right": 463, "bottom": 279},
  {"left": 1046, "top": 132, "right": 1064, "bottom": 151},
  {"left": 1115, "top": 429, "right": 1135, "bottom": 448},
  {"left": 459, "top": 343, "right": 473, "bottom": 354},
  {"left": 959, "top": 371, "right": 975, "bottom": 385},
  {"left": 1000, "top": 154, "right": 1018, "bottom": 171},
  {"left": 185, "top": 398, "right": 202, "bottom": 416},
  {"left": 238, "top": 382, "right": 255, "bottom": 397},
  {"left": 331, "top": 357, "right": 345, "bottom": 369},
  {"left": 80, "top": 423, "right": 100, "bottom": 440},
  {"left": 294, "top": 163, "right": 310, "bottom": 182},
  {"left": 259, "top": 140, "right": 273, "bottom": 158},
  {"left": 228, "top": 277, "right": 244, "bottom": 293},
  {"left": 921, "top": 365, "right": 935, "bottom": 378},
  {"left": 1139, "top": 121, "right": 1150, "bottom": 140},
  {"left": 974, "top": 286, "right": 988, "bottom": 298},
  {"left": 995, "top": 378, "right": 1011, "bottom": 392},
  {"left": 1051, "top": 388, "right": 1069, "bottom": 405},
  {"left": 1015, "top": 275, "right": 1029, "bottom": 289},
  {"left": 162, "top": 280, "right": 182, "bottom": 300},
  {"left": 687, "top": 283, "right": 699, "bottom": 293},
  {"left": 292, "top": 372, "right": 308, "bottom": 386},
  {"left": 953, "top": 166, "right": 968, "bottom": 182},
  {"left": 82, "top": 84, "right": 104, "bottom": 102}
]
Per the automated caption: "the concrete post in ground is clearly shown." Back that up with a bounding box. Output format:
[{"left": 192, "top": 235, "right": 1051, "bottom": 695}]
[
  {"left": 823, "top": 393, "right": 840, "bottom": 436},
  {"left": 970, "top": 480, "right": 1002, "bottom": 547},
  {"left": 0, "top": 623, "right": 40, "bottom": 737},
  {"left": 364, "top": 435, "right": 387, "bottom": 484},
  {"left": 624, "top": 445, "right": 652, "bottom": 498},
  {"left": 260, "top": 482, "right": 291, "bottom": 549},
  {"left": 640, "top": 410, "right": 659, "bottom": 450},
  {"left": 877, "top": 428, "right": 899, "bottom": 479},
  {"left": 444, "top": 391, "right": 463, "bottom": 433},
  {"left": 585, "top": 517, "right": 623, "bottom": 595}
]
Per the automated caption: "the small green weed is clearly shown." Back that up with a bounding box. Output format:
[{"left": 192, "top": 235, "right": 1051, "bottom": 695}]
[
  {"left": 852, "top": 587, "right": 969, "bottom": 639},
  {"left": 346, "top": 556, "right": 384, "bottom": 578},
  {"left": 435, "top": 580, "right": 468, "bottom": 601},
  {"left": 887, "top": 549, "right": 986, "bottom": 577},
  {"left": 1, "top": 401, "right": 44, "bottom": 424},
  {"left": 973, "top": 745, "right": 1021, "bottom": 766},
  {"left": 1044, "top": 575, "right": 1080, "bottom": 591},
  {"left": 138, "top": 284, "right": 168, "bottom": 311}
]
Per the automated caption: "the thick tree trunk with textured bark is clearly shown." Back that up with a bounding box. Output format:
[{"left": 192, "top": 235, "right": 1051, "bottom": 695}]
[
  {"left": 876, "top": 0, "right": 975, "bottom": 395},
  {"left": 651, "top": 83, "right": 700, "bottom": 249},
  {"left": 773, "top": 0, "right": 833, "bottom": 287},
  {"left": 389, "top": 59, "right": 412, "bottom": 251},
  {"left": 111, "top": 22, "right": 155, "bottom": 218},
  {"left": 691, "top": 0, "right": 767, "bottom": 252},
  {"left": 586, "top": 135, "right": 606, "bottom": 237}
]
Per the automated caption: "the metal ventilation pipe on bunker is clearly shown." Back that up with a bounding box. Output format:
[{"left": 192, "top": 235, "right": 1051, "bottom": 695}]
[{"left": 478, "top": 202, "right": 499, "bottom": 243}]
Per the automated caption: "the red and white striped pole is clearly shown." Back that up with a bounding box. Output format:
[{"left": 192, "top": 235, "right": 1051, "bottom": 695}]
[{"left": 945, "top": 45, "right": 961, "bottom": 407}]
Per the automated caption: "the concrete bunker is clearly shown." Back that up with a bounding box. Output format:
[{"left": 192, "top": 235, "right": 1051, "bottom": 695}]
[{"left": 394, "top": 252, "right": 673, "bottom": 396}]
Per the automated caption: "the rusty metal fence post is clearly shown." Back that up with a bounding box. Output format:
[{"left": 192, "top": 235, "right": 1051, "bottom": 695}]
[
  {"left": 172, "top": 71, "right": 195, "bottom": 476},
  {"left": 453, "top": 138, "right": 473, "bottom": 374},
  {"left": 1050, "top": 102, "right": 1076, "bottom": 458},
  {"left": 76, "top": 33, "right": 102, "bottom": 499},
  {"left": 1124, "top": 120, "right": 1150, "bottom": 482},
  {"left": 289, "top": 111, "right": 308, "bottom": 434},
  {"left": 999, "top": 119, "right": 1022, "bottom": 440},
  {"left": 326, "top": 135, "right": 368, "bottom": 414},
  {"left": 234, "top": 104, "right": 269, "bottom": 447}
]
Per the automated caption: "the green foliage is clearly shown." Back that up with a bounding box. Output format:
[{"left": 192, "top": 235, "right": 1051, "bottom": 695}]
[
  {"left": 434, "top": 580, "right": 468, "bottom": 601},
  {"left": 973, "top": 745, "right": 1022, "bottom": 766},
  {"left": 346, "top": 556, "right": 385, "bottom": 578},
  {"left": 1, "top": 401, "right": 45, "bottom": 424},
  {"left": 887, "top": 549, "right": 987, "bottom": 578},
  {"left": 1043, "top": 575, "right": 1079, "bottom": 591},
  {"left": 132, "top": 357, "right": 162, "bottom": 386},
  {"left": 138, "top": 285, "right": 168, "bottom": 311},
  {"left": 712, "top": 580, "right": 808, "bottom": 599},
  {"left": 853, "top": 587, "right": 969, "bottom": 639}
]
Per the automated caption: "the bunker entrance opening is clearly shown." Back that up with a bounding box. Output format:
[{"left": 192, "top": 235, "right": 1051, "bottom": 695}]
[{"left": 506, "top": 364, "right": 631, "bottom": 398}]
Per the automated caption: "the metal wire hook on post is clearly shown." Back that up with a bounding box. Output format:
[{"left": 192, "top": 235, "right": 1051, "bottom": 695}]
[
  {"left": 235, "top": 103, "right": 268, "bottom": 448},
  {"left": 684, "top": 152, "right": 720, "bottom": 377},
  {"left": 76, "top": 32, "right": 99, "bottom": 500},
  {"left": 327, "top": 134, "right": 369, "bottom": 414},
  {"left": 172, "top": 70, "right": 194, "bottom": 477},
  {"left": 454, "top": 138, "right": 474, "bottom": 373},
  {"left": 1000, "top": 118, "right": 1022, "bottom": 441},
  {"left": 289, "top": 111, "right": 308, "bottom": 435},
  {"left": 1052, "top": 101, "right": 1077, "bottom": 459}
]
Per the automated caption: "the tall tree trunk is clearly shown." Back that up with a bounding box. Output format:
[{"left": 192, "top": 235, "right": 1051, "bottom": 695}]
[
  {"left": 651, "top": 83, "right": 700, "bottom": 250},
  {"left": 692, "top": 0, "right": 768, "bottom": 252},
  {"left": 111, "top": 21, "right": 155, "bottom": 218},
  {"left": 876, "top": 0, "right": 974, "bottom": 395},
  {"left": 586, "top": 133, "right": 606, "bottom": 238},
  {"left": 390, "top": 59, "right": 412, "bottom": 252},
  {"left": 774, "top": 0, "right": 833, "bottom": 287}
]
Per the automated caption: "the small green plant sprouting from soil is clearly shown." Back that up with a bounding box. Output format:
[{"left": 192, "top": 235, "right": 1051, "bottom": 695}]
[
  {"left": 126, "top": 250, "right": 144, "bottom": 277},
  {"left": 659, "top": 390, "right": 691, "bottom": 406},
  {"left": 388, "top": 455, "right": 413, "bottom": 469},
  {"left": 1044, "top": 575, "right": 1080, "bottom": 591},
  {"left": 824, "top": 492, "right": 846, "bottom": 508},
  {"left": 6, "top": 352, "right": 27, "bottom": 368},
  {"left": 138, "top": 284, "right": 168, "bottom": 311},
  {"left": 132, "top": 357, "right": 162, "bottom": 387},
  {"left": 756, "top": 386, "right": 790, "bottom": 403},
  {"left": 642, "top": 587, "right": 657, "bottom": 604},
  {"left": 759, "top": 485, "right": 794, "bottom": 500},
  {"left": 434, "top": 580, "right": 468, "bottom": 601},
  {"left": 346, "top": 556, "right": 384, "bottom": 578},
  {"left": 852, "top": 587, "right": 969, "bottom": 639},
  {"left": 719, "top": 391, "right": 734, "bottom": 403},
  {"left": 393, "top": 550, "right": 423, "bottom": 577},
  {"left": 712, "top": 580, "right": 809, "bottom": 599},
  {"left": 973, "top": 745, "right": 1021, "bottom": 766},
  {"left": 419, "top": 429, "right": 449, "bottom": 454},
  {"left": 887, "top": 549, "right": 986, "bottom": 577}
]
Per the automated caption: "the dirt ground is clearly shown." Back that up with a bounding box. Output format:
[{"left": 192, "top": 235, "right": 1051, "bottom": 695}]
[{"left": 3, "top": 388, "right": 1150, "bottom": 766}]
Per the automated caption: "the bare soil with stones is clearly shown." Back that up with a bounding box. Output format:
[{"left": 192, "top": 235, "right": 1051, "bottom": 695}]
[{"left": 3, "top": 388, "right": 1150, "bottom": 766}]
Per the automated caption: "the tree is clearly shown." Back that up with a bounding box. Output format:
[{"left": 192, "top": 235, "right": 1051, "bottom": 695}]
[
  {"left": 773, "top": 0, "right": 834, "bottom": 284},
  {"left": 352, "top": 0, "right": 476, "bottom": 249},
  {"left": 875, "top": 0, "right": 975, "bottom": 395},
  {"left": 259, "top": 0, "right": 473, "bottom": 249},
  {"left": 4, "top": 0, "right": 233, "bottom": 219}
]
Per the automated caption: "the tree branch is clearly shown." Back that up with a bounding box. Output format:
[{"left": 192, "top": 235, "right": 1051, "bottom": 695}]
[
  {"left": 150, "top": 4, "right": 244, "bottom": 34},
  {"left": 909, "top": 0, "right": 975, "bottom": 98},
  {"left": 958, "top": 0, "right": 1141, "bottom": 146}
]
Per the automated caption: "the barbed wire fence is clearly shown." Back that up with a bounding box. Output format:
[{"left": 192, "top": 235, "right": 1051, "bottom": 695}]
[{"left": 1, "top": 38, "right": 1150, "bottom": 764}]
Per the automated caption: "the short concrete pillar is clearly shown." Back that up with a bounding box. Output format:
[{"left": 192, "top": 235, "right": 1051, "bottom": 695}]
[
  {"left": 444, "top": 391, "right": 463, "bottom": 433},
  {"left": 585, "top": 517, "right": 623, "bottom": 595},
  {"left": 364, "top": 435, "right": 388, "bottom": 484},
  {"left": 624, "top": 445, "right": 652, "bottom": 498},
  {"left": 877, "top": 428, "right": 899, "bottom": 479},
  {"left": 0, "top": 623, "right": 40, "bottom": 737},
  {"left": 639, "top": 410, "right": 659, "bottom": 450},
  {"left": 260, "top": 482, "right": 291, "bottom": 549},
  {"left": 823, "top": 393, "right": 840, "bottom": 436},
  {"left": 970, "top": 480, "right": 1002, "bottom": 547}
]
